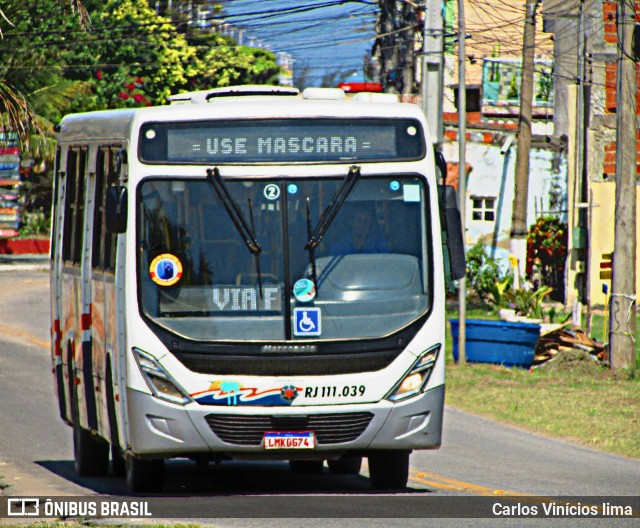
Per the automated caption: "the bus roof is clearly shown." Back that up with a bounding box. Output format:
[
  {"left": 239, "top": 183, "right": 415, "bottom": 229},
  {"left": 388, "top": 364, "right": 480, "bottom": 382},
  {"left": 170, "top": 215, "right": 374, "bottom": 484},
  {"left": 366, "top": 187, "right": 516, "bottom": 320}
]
[{"left": 57, "top": 87, "right": 428, "bottom": 143}]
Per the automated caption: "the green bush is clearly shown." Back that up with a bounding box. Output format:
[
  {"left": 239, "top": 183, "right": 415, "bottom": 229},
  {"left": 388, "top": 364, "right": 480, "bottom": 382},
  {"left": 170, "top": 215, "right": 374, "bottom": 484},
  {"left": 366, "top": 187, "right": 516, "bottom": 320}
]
[
  {"left": 18, "top": 210, "right": 49, "bottom": 238},
  {"left": 465, "top": 240, "right": 509, "bottom": 304}
]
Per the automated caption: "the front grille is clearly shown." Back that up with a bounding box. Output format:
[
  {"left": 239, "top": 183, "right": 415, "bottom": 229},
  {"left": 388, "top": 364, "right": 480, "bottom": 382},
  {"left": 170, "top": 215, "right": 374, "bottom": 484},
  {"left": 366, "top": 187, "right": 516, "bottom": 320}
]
[
  {"left": 178, "top": 351, "right": 398, "bottom": 376},
  {"left": 205, "top": 412, "right": 374, "bottom": 446}
]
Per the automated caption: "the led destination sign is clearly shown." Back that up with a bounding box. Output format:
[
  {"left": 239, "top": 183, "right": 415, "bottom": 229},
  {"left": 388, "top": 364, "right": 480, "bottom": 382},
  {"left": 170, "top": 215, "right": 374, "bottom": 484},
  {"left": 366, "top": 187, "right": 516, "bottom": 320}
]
[{"left": 139, "top": 119, "right": 424, "bottom": 163}]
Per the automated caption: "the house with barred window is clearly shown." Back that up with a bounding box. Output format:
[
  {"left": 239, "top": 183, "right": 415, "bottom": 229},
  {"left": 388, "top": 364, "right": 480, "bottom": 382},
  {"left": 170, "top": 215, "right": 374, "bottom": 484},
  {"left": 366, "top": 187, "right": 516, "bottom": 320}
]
[{"left": 439, "top": 0, "right": 567, "bottom": 300}]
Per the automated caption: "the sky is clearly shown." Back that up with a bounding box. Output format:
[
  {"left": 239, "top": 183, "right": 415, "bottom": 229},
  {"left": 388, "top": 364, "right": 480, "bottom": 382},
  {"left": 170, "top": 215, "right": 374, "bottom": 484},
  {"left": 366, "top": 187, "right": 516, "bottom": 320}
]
[{"left": 219, "top": 0, "right": 378, "bottom": 86}]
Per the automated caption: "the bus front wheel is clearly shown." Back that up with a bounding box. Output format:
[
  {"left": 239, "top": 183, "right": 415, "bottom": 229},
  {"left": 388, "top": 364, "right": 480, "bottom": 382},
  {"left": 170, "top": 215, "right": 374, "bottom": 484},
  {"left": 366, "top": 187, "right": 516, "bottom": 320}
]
[
  {"left": 367, "top": 450, "right": 410, "bottom": 490},
  {"left": 125, "top": 455, "right": 165, "bottom": 492}
]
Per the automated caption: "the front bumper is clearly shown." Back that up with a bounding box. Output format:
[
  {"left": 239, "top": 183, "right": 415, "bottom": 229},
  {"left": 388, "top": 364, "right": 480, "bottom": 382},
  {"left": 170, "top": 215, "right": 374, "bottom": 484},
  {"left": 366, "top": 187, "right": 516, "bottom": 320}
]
[{"left": 127, "top": 384, "right": 444, "bottom": 457}]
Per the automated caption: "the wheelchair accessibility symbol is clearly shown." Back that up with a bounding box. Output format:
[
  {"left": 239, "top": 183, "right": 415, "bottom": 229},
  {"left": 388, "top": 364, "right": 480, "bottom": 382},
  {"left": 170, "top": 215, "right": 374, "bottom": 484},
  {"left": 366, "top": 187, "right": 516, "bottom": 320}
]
[{"left": 293, "top": 307, "right": 321, "bottom": 337}]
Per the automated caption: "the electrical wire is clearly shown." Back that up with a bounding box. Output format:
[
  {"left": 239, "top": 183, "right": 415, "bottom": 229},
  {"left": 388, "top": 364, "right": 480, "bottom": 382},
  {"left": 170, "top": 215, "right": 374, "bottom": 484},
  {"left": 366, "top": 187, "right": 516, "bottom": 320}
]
[{"left": 0, "top": 0, "right": 629, "bottom": 91}]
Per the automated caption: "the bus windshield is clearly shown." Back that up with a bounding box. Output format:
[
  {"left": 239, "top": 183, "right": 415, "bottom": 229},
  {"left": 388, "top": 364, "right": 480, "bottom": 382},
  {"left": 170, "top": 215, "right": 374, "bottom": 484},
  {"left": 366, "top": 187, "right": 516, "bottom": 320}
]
[{"left": 138, "top": 174, "right": 431, "bottom": 341}]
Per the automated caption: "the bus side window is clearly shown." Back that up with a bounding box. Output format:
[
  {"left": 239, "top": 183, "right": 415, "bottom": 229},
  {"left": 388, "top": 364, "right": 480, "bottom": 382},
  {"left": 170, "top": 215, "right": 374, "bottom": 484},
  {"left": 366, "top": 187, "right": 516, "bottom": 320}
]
[
  {"left": 62, "top": 147, "right": 87, "bottom": 265},
  {"left": 92, "top": 147, "right": 120, "bottom": 271},
  {"left": 92, "top": 148, "right": 106, "bottom": 269},
  {"left": 105, "top": 148, "right": 121, "bottom": 269},
  {"left": 50, "top": 147, "right": 61, "bottom": 259}
]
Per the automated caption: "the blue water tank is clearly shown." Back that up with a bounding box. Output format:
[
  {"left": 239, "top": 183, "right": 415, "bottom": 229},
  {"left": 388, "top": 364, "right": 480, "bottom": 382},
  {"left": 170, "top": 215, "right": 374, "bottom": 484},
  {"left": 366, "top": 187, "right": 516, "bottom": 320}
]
[{"left": 450, "top": 319, "right": 541, "bottom": 368}]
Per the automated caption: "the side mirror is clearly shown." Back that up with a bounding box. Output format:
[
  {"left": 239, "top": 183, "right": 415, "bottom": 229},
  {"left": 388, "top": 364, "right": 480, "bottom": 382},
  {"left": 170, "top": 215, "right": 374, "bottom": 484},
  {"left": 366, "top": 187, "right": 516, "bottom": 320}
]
[
  {"left": 440, "top": 185, "right": 466, "bottom": 280},
  {"left": 115, "top": 149, "right": 127, "bottom": 176},
  {"left": 106, "top": 185, "right": 128, "bottom": 233},
  {"left": 434, "top": 149, "right": 447, "bottom": 182}
]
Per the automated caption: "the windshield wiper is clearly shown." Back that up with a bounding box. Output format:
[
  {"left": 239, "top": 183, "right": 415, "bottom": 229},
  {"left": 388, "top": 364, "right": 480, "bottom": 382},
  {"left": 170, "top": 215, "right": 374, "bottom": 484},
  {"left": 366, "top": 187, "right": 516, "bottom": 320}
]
[
  {"left": 305, "top": 165, "right": 360, "bottom": 251},
  {"left": 206, "top": 167, "right": 263, "bottom": 295},
  {"left": 305, "top": 196, "right": 318, "bottom": 290},
  {"left": 304, "top": 165, "right": 360, "bottom": 291}
]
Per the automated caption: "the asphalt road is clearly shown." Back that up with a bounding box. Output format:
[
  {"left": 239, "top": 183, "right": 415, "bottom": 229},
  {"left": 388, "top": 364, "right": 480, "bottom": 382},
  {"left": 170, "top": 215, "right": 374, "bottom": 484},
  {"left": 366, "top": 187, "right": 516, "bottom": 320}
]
[{"left": 0, "top": 269, "right": 638, "bottom": 527}]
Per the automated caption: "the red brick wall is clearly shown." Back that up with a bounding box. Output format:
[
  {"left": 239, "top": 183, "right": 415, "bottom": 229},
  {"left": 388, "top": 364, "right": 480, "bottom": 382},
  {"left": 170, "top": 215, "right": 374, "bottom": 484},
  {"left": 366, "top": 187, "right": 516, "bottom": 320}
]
[
  {"left": 604, "top": 62, "right": 640, "bottom": 113},
  {"left": 602, "top": 134, "right": 640, "bottom": 177},
  {"left": 601, "top": 1, "right": 640, "bottom": 176},
  {"left": 602, "top": 0, "right": 640, "bottom": 44},
  {"left": 602, "top": 1, "right": 640, "bottom": 114},
  {"left": 603, "top": 1, "right": 618, "bottom": 44}
]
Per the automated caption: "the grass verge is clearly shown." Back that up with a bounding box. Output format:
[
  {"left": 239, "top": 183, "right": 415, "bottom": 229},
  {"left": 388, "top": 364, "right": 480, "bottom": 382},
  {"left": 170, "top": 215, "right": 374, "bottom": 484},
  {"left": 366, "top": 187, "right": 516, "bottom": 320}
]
[
  {"left": 0, "top": 524, "right": 201, "bottom": 528},
  {"left": 445, "top": 308, "right": 640, "bottom": 459}
]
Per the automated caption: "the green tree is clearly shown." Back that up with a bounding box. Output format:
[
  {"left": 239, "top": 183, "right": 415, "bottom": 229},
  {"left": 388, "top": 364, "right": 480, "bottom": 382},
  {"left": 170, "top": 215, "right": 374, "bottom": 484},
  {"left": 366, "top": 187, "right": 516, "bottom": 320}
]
[
  {"left": 64, "top": 0, "right": 280, "bottom": 109},
  {"left": 65, "top": 0, "right": 200, "bottom": 109},
  {"left": 0, "top": 0, "right": 282, "bottom": 234},
  {"left": 372, "top": 0, "right": 418, "bottom": 94},
  {"left": 0, "top": 1, "right": 91, "bottom": 234},
  {"left": 189, "top": 32, "right": 281, "bottom": 89},
  {"left": 0, "top": 1, "right": 90, "bottom": 149}
]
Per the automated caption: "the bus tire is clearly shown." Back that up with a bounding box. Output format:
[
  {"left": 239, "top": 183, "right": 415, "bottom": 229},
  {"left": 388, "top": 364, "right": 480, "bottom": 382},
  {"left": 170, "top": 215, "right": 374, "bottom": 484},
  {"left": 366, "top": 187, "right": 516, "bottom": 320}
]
[
  {"left": 289, "top": 460, "right": 324, "bottom": 474},
  {"left": 125, "top": 455, "right": 165, "bottom": 492},
  {"left": 367, "top": 450, "right": 410, "bottom": 490},
  {"left": 112, "top": 446, "right": 126, "bottom": 477},
  {"left": 328, "top": 455, "right": 362, "bottom": 475},
  {"left": 72, "top": 421, "right": 110, "bottom": 477}
]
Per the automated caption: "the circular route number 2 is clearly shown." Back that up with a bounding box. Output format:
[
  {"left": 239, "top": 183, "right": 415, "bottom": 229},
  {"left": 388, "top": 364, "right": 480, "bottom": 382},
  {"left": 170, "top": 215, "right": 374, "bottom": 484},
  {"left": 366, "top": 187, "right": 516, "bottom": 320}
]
[{"left": 264, "top": 184, "right": 281, "bottom": 200}]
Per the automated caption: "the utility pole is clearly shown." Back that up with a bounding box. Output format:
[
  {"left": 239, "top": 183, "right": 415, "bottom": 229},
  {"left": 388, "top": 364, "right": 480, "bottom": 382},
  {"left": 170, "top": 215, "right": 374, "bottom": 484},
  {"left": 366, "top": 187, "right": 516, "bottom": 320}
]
[
  {"left": 575, "top": 0, "right": 588, "bottom": 329},
  {"left": 376, "top": 0, "right": 400, "bottom": 94},
  {"left": 457, "top": 0, "right": 467, "bottom": 364},
  {"left": 422, "top": 0, "right": 444, "bottom": 145},
  {"left": 609, "top": 0, "right": 637, "bottom": 369},
  {"left": 510, "top": 0, "right": 538, "bottom": 275}
]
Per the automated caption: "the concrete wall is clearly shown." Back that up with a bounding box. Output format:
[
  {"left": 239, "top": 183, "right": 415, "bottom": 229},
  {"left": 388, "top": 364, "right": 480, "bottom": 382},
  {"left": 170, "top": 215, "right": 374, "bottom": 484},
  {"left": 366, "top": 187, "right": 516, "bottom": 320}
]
[{"left": 588, "top": 182, "right": 640, "bottom": 308}]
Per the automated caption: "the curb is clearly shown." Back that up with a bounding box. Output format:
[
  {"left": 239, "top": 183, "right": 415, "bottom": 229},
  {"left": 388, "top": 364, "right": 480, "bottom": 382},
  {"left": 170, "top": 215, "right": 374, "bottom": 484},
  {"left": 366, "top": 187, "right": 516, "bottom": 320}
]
[
  {"left": 0, "top": 254, "right": 48, "bottom": 272},
  {"left": 0, "top": 263, "right": 49, "bottom": 272}
]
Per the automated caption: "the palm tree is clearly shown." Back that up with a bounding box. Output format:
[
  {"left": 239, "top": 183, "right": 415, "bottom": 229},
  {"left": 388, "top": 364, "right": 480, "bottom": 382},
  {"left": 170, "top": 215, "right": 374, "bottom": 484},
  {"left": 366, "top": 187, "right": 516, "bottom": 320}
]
[
  {"left": 0, "top": 1, "right": 90, "bottom": 235},
  {"left": 0, "top": 1, "right": 90, "bottom": 152}
]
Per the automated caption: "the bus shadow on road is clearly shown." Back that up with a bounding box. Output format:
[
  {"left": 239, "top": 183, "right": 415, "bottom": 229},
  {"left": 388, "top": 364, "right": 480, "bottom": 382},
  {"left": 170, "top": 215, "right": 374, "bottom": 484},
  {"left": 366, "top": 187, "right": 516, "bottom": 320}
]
[{"left": 37, "top": 459, "right": 434, "bottom": 496}]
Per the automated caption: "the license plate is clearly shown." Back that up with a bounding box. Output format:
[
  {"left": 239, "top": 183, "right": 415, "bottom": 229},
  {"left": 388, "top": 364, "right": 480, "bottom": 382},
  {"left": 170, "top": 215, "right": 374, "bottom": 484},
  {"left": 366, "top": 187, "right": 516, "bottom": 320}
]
[{"left": 263, "top": 431, "right": 315, "bottom": 450}]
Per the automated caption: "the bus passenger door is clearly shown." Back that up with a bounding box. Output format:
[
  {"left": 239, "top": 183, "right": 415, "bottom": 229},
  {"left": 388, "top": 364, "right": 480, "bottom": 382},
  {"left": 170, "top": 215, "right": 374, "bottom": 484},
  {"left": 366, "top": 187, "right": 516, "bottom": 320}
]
[
  {"left": 90, "top": 145, "right": 123, "bottom": 454},
  {"left": 58, "top": 145, "right": 89, "bottom": 427},
  {"left": 51, "top": 147, "right": 68, "bottom": 423}
]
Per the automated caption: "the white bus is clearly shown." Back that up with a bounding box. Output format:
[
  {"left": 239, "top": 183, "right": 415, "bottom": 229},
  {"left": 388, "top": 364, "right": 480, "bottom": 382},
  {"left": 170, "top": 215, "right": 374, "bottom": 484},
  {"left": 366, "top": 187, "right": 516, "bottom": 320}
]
[{"left": 50, "top": 85, "right": 465, "bottom": 492}]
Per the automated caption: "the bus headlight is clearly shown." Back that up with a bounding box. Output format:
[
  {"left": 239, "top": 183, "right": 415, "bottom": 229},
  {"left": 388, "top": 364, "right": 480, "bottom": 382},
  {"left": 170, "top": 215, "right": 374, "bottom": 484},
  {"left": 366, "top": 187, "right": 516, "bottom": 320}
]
[
  {"left": 133, "top": 348, "right": 192, "bottom": 405},
  {"left": 386, "top": 344, "right": 440, "bottom": 402}
]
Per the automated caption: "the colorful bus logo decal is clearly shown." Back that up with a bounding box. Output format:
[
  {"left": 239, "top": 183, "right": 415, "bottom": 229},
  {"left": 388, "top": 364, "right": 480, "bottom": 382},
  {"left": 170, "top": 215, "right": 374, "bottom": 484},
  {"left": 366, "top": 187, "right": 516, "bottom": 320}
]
[
  {"left": 193, "top": 380, "right": 302, "bottom": 406},
  {"left": 149, "top": 254, "right": 183, "bottom": 286}
]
